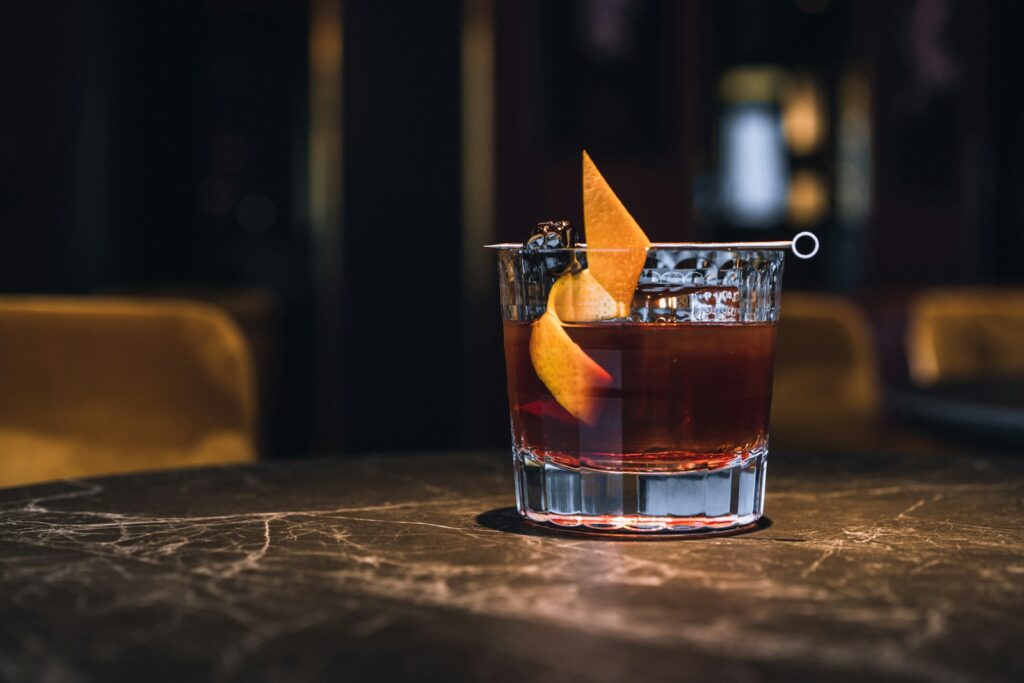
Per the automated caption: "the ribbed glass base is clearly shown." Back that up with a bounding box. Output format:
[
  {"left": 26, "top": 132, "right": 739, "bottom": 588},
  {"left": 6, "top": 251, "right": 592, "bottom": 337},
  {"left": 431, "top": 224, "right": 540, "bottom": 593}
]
[{"left": 513, "top": 446, "right": 767, "bottom": 533}]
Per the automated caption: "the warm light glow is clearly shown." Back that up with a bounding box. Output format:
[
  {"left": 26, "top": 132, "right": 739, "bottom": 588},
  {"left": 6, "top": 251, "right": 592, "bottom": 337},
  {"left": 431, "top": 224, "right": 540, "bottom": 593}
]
[
  {"left": 310, "top": 4, "right": 342, "bottom": 69},
  {"left": 787, "top": 170, "right": 828, "bottom": 225},
  {"left": 782, "top": 76, "right": 826, "bottom": 155}
]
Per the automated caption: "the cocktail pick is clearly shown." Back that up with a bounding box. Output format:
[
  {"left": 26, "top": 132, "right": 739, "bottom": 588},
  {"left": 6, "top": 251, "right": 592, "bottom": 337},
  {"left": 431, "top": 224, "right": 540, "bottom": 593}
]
[{"left": 487, "top": 231, "right": 821, "bottom": 260}]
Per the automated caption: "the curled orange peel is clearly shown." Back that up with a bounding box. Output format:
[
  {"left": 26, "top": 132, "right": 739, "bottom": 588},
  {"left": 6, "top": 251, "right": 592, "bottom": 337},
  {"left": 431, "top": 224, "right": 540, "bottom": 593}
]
[
  {"left": 528, "top": 309, "right": 612, "bottom": 426},
  {"left": 582, "top": 150, "right": 651, "bottom": 311},
  {"left": 526, "top": 151, "right": 650, "bottom": 423},
  {"left": 547, "top": 268, "right": 618, "bottom": 323}
]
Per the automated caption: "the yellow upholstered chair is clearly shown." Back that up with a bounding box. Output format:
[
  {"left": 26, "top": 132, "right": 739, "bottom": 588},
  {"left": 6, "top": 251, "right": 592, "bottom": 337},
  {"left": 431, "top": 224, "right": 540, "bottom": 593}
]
[
  {"left": 0, "top": 297, "right": 257, "bottom": 488},
  {"left": 906, "top": 288, "right": 1024, "bottom": 386},
  {"left": 770, "top": 292, "right": 883, "bottom": 451}
]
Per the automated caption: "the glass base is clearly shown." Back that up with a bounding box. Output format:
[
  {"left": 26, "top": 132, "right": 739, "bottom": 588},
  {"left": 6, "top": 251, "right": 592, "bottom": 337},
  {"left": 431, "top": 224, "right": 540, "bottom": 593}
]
[{"left": 513, "top": 446, "right": 767, "bottom": 533}]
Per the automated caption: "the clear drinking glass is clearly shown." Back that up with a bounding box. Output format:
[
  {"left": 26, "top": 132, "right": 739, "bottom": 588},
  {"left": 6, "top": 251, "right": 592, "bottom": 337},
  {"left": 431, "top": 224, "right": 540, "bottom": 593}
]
[{"left": 492, "top": 237, "right": 815, "bottom": 532}]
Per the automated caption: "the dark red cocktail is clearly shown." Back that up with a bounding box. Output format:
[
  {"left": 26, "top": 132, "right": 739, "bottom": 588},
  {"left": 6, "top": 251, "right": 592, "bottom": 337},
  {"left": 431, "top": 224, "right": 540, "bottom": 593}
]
[{"left": 503, "top": 320, "right": 777, "bottom": 473}]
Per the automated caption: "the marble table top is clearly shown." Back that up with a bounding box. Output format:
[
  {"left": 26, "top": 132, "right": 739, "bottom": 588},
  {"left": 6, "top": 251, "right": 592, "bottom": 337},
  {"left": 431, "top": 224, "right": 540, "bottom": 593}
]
[{"left": 0, "top": 450, "right": 1022, "bottom": 682}]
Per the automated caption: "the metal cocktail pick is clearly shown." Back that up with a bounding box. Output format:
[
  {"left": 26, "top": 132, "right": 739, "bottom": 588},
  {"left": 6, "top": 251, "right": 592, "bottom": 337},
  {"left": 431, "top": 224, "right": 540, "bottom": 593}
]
[{"left": 487, "top": 231, "right": 820, "bottom": 260}]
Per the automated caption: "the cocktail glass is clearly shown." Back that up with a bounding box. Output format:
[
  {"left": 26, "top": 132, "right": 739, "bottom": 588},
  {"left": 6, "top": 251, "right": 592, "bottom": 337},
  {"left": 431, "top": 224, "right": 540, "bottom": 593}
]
[{"left": 490, "top": 235, "right": 816, "bottom": 532}]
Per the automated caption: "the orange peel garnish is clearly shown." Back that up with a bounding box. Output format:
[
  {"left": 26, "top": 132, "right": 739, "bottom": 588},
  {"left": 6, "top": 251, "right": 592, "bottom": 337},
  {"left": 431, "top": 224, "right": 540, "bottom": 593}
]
[
  {"left": 525, "top": 151, "right": 649, "bottom": 423},
  {"left": 529, "top": 310, "right": 612, "bottom": 425},
  {"left": 582, "top": 150, "right": 651, "bottom": 310},
  {"left": 548, "top": 268, "right": 618, "bottom": 322}
]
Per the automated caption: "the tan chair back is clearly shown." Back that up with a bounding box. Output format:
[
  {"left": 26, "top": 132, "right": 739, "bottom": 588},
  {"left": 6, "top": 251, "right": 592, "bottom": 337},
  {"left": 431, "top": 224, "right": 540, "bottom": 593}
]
[
  {"left": 0, "top": 297, "right": 257, "bottom": 488},
  {"left": 771, "top": 293, "right": 882, "bottom": 449},
  {"left": 907, "top": 289, "right": 1024, "bottom": 386}
]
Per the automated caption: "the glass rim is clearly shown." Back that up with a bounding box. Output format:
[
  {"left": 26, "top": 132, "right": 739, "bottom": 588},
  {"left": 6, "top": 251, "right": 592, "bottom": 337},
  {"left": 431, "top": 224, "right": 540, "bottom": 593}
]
[
  {"left": 485, "top": 232, "right": 819, "bottom": 259},
  {"left": 485, "top": 241, "right": 789, "bottom": 251}
]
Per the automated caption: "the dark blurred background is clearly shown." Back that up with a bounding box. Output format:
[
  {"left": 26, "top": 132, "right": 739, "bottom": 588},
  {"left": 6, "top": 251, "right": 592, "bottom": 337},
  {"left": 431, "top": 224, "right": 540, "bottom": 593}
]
[{"left": 2, "top": 0, "right": 1022, "bottom": 459}]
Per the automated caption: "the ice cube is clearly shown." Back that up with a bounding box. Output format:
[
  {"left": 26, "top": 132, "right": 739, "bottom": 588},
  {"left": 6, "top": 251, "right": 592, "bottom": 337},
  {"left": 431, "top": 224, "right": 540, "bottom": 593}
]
[
  {"left": 688, "top": 286, "right": 740, "bottom": 322},
  {"left": 526, "top": 220, "right": 578, "bottom": 250},
  {"left": 631, "top": 283, "right": 740, "bottom": 322},
  {"left": 523, "top": 220, "right": 577, "bottom": 290}
]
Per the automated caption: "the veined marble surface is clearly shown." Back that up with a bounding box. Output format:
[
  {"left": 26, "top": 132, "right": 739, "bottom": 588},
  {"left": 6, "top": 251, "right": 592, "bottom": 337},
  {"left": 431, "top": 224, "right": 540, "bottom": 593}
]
[{"left": 0, "top": 451, "right": 1021, "bottom": 682}]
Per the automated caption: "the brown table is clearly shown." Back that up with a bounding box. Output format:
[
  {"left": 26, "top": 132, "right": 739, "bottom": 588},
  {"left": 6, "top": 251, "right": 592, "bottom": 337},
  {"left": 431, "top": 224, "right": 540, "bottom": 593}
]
[{"left": 1, "top": 450, "right": 1022, "bottom": 682}]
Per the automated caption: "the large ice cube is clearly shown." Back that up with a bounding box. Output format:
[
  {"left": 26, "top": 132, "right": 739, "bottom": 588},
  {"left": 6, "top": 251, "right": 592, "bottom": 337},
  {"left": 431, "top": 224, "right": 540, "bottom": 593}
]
[
  {"left": 526, "top": 220, "right": 577, "bottom": 250},
  {"left": 688, "top": 286, "right": 740, "bottom": 322},
  {"left": 631, "top": 283, "right": 740, "bottom": 322}
]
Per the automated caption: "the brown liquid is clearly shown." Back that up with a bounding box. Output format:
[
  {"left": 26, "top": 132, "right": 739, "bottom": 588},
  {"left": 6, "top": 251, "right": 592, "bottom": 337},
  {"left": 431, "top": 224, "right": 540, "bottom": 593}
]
[{"left": 502, "top": 321, "right": 777, "bottom": 472}]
